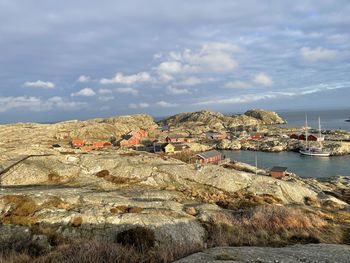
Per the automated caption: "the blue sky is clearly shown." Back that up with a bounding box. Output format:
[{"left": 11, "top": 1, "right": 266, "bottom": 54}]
[{"left": 1, "top": 0, "right": 350, "bottom": 122}]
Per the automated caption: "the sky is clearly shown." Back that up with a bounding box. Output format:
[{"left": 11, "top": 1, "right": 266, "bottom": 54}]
[{"left": 0, "top": 0, "right": 350, "bottom": 123}]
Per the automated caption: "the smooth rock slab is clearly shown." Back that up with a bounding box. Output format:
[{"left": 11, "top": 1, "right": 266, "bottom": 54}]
[{"left": 174, "top": 244, "right": 350, "bottom": 263}]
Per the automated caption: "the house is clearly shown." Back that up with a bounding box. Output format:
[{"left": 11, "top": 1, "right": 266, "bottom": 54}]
[
  {"left": 195, "top": 150, "right": 222, "bottom": 164},
  {"left": 184, "top": 137, "right": 196, "bottom": 143},
  {"left": 270, "top": 166, "right": 287, "bottom": 179},
  {"left": 290, "top": 134, "right": 299, "bottom": 140},
  {"left": 158, "top": 125, "right": 170, "bottom": 132},
  {"left": 119, "top": 134, "right": 140, "bottom": 146},
  {"left": 165, "top": 134, "right": 186, "bottom": 143},
  {"left": 250, "top": 133, "right": 264, "bottom": 140},
  {"left": 206, "top": 132, "right": 226, "bottom": 140},
  {"left": 71, "top": 139, "right": 85, "bottom": 148},
  {"left": 125, "top": 129, "right": 148, "bottom": 139},
  {"left": 161, "top": 143, "right": 175, "bottom": 153},
  {"left": 93, "top": 141, "right": 112, "bottom": 148},
  {"left": 298, "top": 134, "right": 306, "bottom": 141},
  {"left": 307, "top": 135, "right": 318, "bottom": 141}
]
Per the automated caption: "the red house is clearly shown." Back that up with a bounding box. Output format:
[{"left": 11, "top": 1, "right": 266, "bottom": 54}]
[
  {"left": 250, "top": 133, "right": 264, "bottom": 140},
  {"left": 307, "top": 135, "right": 318, "bottom": 141},
  {"left": 166, "top": 135, "right": 186, "bottom": 143},
  {"left": 290, "top": 134, "right": 299, "bottom": 140},
  {"left": 71, "top": 139, "right": 85, "bottom": 148},
  {"left": 195, "top": 150, "right": 222, "bottom": 164},
  {"left": 135, "top": 129, "right": 148, "bottom": 138},
  {"left": 270, "top": 166, "right": 287, "bottom": 179},
  {"left": 93, "top": 141, "right": 112, "bottom": 148},
  {"left": 119, "top": 134, "right": 140, "bottom": 146},
  {"left": 298, "top": 134, "right": 306, "bottom": 141}
]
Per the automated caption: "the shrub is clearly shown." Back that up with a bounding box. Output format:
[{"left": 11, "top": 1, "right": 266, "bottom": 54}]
[
  {"left": 1, "top": 195, "right": 38, "bottom": 225},
  {"left": 203, "top": 205, "right": 346, "bottom": 247},
  {"left": 115, "top": 227, "right": 155, "bottom": 253}
]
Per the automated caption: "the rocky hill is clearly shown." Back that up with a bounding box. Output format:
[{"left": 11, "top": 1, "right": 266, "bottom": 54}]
[{"left": 159, "top": 109, "right": 285, "bottom": 132}]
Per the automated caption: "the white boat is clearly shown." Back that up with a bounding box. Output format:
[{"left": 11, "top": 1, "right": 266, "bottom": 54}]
[
  {"left": 345, "top": 117, "right": 350, "bottom": 122},
  {"left": 299, "top": 116, "right": 330, "bottom": 157}
]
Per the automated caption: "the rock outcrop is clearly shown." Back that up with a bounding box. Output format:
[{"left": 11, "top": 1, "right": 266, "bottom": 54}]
[
  {"left": 174, "top": 244, "right": 350, "bottom": 263},
  {"left": 160, "top": 109, "right": 286, "bottom": 132}
]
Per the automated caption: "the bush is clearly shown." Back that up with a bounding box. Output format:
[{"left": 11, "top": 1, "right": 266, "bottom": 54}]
[
  {"left": 115, "top": 227, "right": 155, "bottom": 253},
  {"left": 204, "top": 205, "right": 346, "bottom": 247}
]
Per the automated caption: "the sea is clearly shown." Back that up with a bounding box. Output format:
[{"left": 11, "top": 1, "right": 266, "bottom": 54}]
[
  {"left": 277, "top": 108, "right": 350, "bottom": 131},
  {"left": 220, "top": 108, "right": 350, "bottom": 178},
  {"left": 222, "top": 150, "right": 350, "bottom": 178}
]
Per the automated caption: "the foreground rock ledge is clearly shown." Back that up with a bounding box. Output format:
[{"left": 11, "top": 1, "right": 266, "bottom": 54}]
[{"left": 174, "top": 244, "right": 350, "bottom": 263}]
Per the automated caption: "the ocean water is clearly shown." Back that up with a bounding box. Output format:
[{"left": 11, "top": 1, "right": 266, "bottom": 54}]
[
  {"left": 278, "top": 108, "right": 350, "bottom": 131},
  {"left": 222, "top": 150, "right": 350, "bottom": 178}
]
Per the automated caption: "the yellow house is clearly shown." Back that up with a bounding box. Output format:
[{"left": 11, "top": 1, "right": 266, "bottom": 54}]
[{"left": 162, "top": 143, "right": 175, "bottom": 153}]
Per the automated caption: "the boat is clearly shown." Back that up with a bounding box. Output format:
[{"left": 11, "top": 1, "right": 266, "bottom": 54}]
[
  {"left": 345, "top": 117, "right": 350, "bottom": 122},
  {"left": 299, "top": 116, "right": 330, "bottom": 157}
]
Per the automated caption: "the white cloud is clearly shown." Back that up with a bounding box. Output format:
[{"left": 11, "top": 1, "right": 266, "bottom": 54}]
[
  {"left": 156, "top": 42, "right": 239, "bottom": 81},
  {"left": 100, "top": 72, "right": 152, "bottom": 85},
  {"left": 167, "top": 86, "right": 190, "bottom": 95},
  {"left": 128, "top": 102, "right": 150, "bottom": 109},
  {"left": 156, "top": 100, "right": 177, "bottom": 107},
  {"left": 176, "top": 76, "right": 202, "bottom": 86},
  {"left": 300, "top": 47, "right": 338, "bottom": 62},
  {"left": 116, "top": 87, "right": 138, "bottom": 96},
  {"left": 252, "top": 73, "right": 273, "bottom": 86},
  {"left": 77, "top": 75, "right": 91, "bottom": 82},
  {"left": 195, "top": 81, "right": 350, "bottom": 106},
  {"left": 24, "top": 80, "right": 55, "bottom": 89},
  {"left": 71, "top": 88, "right": 96, "bottom": 97},
  {"left": 224, "top": 80, "right": 251, "bottom": 89},
  {"left": 98, "top": 88, "right": 112, "bottom": 94},
  {"left": 0, "top": 96, "right": 85, "bottom": 112}
]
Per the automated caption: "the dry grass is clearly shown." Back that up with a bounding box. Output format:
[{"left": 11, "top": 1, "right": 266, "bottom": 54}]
[
  {"left": 70, "top": 216, "right": 83, "bottom": 227},
  {"left": 204, "top": 205, "right": 347, "bottom": 247},
  {"left": 110, "top": 206, "right": 143, "bottom": 214},
  {"left": 95, "top": 170, "right": 141, "bottom": 185},
  {"left": 0, "top": 195, "right": 38, "bottom": 225},
  {"left": 170, "top": 150, "right": 196, "bottom": 163},
  {"left": 0, "top": 238, "right": 203, "bottom": 263},
  {"left": 47, "top": 172, "right": 65, "bottom": 184}
]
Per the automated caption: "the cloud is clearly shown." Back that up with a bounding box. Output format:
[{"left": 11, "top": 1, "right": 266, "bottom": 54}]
[
  {"left": 176, "top": 76, "right": 202, "bottom": 86},
  {"left": 156, "top": 42, "right": 239, "bottom": 81},
  {"left": 156, "top": 100, "right": 177, "bottom": 107},
  {"left": 128, "top": 102, "right": 150, "bottom": 109},
  {"left": 24, "top": 80, "right": 55, "bottom": 89},
  {"left": 252, "top": 73, "right": 273, "bottom": 86},
  {"left": 116, "top": 87, "right": 138, "bottom": 96},
  {"left": 300, "top": 47, "right": 338, "bottom": 62},
  {"left": 224, "top": 80, "right": 251, "bottom": 89},
  {"left": 71, "top": 88, "right": 96, "bottom": 97},
  {"left": 0, "top": 96, "right": 85, "bottom": 112},
  {"left": 167, "top": 86, "right": 190, "bottom": 95},
  {"left": 100, "top": 72, "right": 152, "bottom": 85},
  {"left": 77, "top": 75, "right": 91, "bottom": 82},
  {"left": 196, "top": 81, "right": 350, "bottom": 106},
  {"left": 98, "top": 88, "right": 112, "bottom": 94}
]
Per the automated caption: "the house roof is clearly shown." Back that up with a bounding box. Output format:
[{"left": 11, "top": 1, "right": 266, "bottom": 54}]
[
  {"left": 196, "top": 150, "right": 221, "bottom": 159},
  {"left": 271, "top": 166, "right": 288, "bottom": 172}
]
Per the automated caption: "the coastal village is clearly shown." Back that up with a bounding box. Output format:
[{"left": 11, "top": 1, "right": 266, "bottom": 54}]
[
  {"left": 59, "top": 109, "right": 350, "bottom": 179},
  {"left": 0, "top": 109, "right": 349, "bottom": 262}
]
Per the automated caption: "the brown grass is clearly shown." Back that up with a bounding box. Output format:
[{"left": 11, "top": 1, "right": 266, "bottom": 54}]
[
  {"left": 170, "top": 150, "right": 196, "bottom": 163},
  {"left": 47, "top": 173, "right": 65, "bottom": 184},
  {"left": 203, "top": 205, "right": 347, "bottom": 247},
  {"left": 110, "top": 206, "right": 143, "bottom": 214},
  {"left": 95, "top": 170, "right": 141, "bottom": 185},
  {"left": 1, "top": 195, "right": 38, "bottom": 225},
  {"left": 119, "top": 152, "right": 141, "bottom": 157},
  {"left": 70, "top": 216, "right": 83, "bottom": 227}
]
